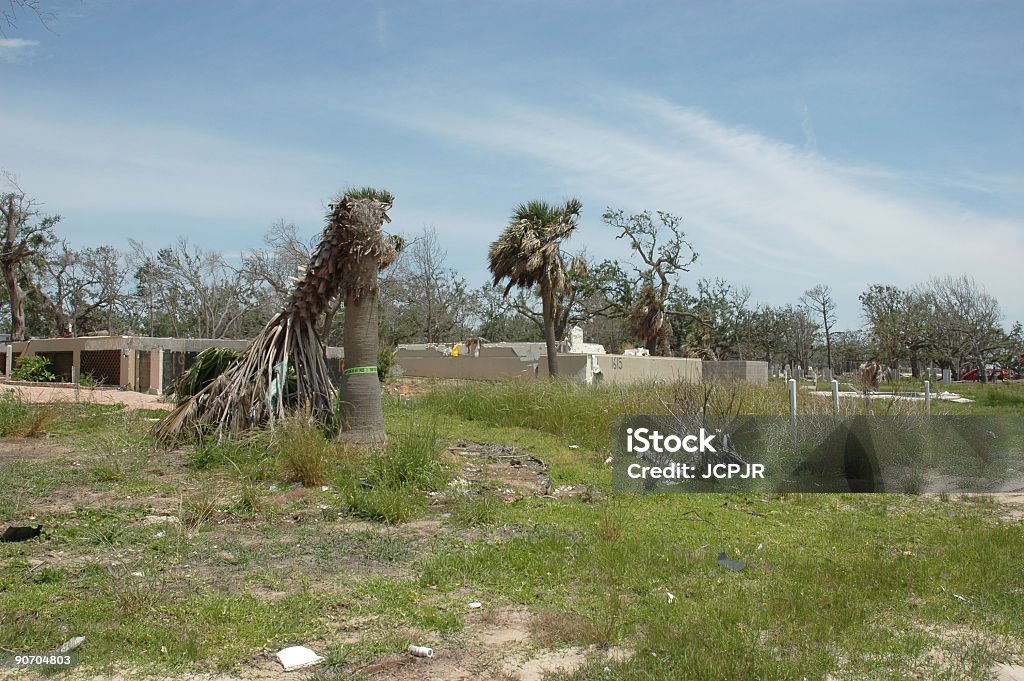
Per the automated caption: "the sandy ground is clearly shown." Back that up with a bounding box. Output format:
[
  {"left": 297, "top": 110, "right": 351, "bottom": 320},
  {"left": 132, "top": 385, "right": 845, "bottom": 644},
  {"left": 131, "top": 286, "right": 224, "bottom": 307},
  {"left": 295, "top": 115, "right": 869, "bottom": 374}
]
[{"left": 0, "top": 383, "right": 168, "bottom": 410}]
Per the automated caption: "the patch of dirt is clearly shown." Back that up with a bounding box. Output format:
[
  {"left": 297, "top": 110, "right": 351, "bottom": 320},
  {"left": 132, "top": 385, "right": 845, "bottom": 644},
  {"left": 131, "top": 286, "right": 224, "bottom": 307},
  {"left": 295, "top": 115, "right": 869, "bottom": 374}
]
[
  {"left": 447, "top": 441, "right": 551, "bottom": 499},
  {"left": 0, "top": 383, "right": 169, "bottom": 409},
  {"left": 990, "top": 493, "right": 1024, "bottom": 522},
  {"left": 353, "top": 607, "right": 632, "bottom": 681},
  {"left": 0, "top": 438, "right": 75, "bottom": 462}
]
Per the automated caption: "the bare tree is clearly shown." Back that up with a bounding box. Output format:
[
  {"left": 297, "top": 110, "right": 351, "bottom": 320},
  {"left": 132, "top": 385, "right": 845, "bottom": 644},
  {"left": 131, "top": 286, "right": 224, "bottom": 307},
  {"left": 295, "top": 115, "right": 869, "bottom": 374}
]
[
  {"left": 0, "top": 173, "right": 59, "bottom": 340},
  {"left": 801, "top": 284, "right": 837, "bottom": 376},
  {"left": 784, "top": 306, "right": 819, "bottom": 376},
  {"left": 603, "top": 208, "right": 706, "bottom": 355},
  {"left": 927, "top": 275, "right": 1003, "bottom": 383},
  {"left": 129, "top": 238, "right": 256, "bottom": 339},
  {"left": 1, "top": 0, "right": 54, "bottom": 34},
  {"left": 380, "top": 226, "right": 470, "bottom": 344}
]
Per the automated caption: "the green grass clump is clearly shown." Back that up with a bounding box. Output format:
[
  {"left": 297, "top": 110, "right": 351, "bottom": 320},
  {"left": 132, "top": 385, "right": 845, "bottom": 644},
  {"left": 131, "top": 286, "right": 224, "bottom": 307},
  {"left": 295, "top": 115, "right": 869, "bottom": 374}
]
[
  {"left": 362, "top": 425, "right": 449, "bottom": 491},
  {"left": 338, "top": 425, "right": 450, "bottom": 524},
  {"left": 0, "top": 393, "right": 52, "bottom": 437},
  {"left": 448, "top": 492, "right": 502, "bottom": 527},
  {"left": 269, "top": 419, "right": 342, "bottom": 487}
]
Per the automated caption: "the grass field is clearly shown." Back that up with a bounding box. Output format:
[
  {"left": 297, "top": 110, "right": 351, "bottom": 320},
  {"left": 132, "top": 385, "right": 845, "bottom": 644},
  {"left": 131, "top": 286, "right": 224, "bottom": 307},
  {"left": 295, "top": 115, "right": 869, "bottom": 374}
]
[{"left": 0, "top": 379, "right": 1022, "bottom": 680}]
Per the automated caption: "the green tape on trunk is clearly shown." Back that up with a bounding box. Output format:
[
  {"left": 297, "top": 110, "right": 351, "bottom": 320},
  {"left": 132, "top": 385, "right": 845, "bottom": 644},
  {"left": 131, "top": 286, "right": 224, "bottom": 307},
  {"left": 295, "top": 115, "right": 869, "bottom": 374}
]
[{"left": 343, "top": 365, "right": 378, "bottom": 376}]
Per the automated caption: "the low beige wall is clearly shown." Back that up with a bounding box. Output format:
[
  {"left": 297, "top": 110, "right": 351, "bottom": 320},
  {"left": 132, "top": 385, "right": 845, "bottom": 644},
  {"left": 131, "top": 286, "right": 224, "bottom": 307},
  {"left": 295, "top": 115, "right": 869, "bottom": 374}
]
[
  {"left": 702, "top": 360, "right": 770, "bottom": 384},
  {"left": 594, "top": 354, "right": 702, "bottom": 384},
  {"left": 395, "top": 349, "right": 535, "bottom": 380},
  {"left": 538, "top": 354, "right": 702, "bottom": 385}
]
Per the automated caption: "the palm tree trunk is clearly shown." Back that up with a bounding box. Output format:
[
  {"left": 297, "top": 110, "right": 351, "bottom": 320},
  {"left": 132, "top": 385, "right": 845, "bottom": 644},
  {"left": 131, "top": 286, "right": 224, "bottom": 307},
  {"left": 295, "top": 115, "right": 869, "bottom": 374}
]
[
  {"left": 338, "top": 258, "right": 384, "bottom": 443},
  {"left": 542, "top": 287, "right": 559, "bottom": 377}
]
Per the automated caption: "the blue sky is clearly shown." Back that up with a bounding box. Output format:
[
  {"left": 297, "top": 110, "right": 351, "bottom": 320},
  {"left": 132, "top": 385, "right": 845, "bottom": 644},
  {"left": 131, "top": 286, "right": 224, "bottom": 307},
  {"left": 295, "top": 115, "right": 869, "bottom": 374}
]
[{"left": 1, "top": 1, "right": 1022, "bottom": 328}]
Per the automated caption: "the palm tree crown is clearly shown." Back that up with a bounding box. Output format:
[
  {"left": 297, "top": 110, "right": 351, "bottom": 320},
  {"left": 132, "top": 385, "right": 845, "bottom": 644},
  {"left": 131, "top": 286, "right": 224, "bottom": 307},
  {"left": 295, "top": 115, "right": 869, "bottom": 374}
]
[{"left": 488, "top": 198, "right": 582, "bottom": 298}]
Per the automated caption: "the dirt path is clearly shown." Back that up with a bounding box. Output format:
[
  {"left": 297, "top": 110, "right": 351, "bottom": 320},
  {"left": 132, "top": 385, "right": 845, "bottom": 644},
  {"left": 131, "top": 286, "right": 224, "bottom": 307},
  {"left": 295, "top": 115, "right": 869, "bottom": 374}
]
[{"left": 0, "top": 383, "right": 167, "bottom": 409}]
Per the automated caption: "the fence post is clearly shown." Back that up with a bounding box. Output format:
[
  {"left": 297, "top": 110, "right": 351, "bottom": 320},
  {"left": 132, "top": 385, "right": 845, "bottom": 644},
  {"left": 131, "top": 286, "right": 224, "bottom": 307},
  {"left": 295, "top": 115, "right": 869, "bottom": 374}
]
[
  {"left": 924, "top": 380, "right": 931, "bottom": 416},
  {"left": 831, "top": 378, "right": 840, "bottom": 415},
  {"left": 4, "top": 344, "right": 11, "bottom": 376},
  {"left": 789, "top": 378, "right": 798, "bottom": 450}
]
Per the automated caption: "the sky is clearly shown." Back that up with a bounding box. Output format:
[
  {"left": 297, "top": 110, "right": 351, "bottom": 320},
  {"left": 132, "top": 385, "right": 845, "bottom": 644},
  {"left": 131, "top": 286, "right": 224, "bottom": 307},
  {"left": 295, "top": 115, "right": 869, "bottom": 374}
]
[{"left": 1, "top": 1, "right": 1022, "bottom": 329}]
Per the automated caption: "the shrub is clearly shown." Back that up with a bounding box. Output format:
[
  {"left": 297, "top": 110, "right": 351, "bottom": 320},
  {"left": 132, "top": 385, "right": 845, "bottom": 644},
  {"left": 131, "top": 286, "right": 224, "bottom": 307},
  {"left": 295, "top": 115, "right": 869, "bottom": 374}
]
[
  {"left": 10, "top": 355, "right": 56, "bottom": 382},
  {"left": 377, "top": 346, "right": 397, "bottom": 383}
]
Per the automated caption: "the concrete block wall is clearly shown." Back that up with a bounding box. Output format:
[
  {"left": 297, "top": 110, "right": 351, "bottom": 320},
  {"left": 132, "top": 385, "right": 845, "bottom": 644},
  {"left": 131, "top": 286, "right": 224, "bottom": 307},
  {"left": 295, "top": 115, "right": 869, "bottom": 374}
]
[
  {"left": 702, "top": 360, "right": 770, "bottom": 384},
  {"left": 538, "top": 354, "right": 702, "bottom": 385},
  {"left": 394, "top": 347, "right": 536, "bottom": 380}
]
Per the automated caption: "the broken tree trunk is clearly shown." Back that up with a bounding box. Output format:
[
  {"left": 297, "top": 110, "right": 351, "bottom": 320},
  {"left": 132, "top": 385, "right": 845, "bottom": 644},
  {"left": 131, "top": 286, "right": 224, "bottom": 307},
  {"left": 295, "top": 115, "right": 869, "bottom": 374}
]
[{"left": 154, "top": 195, "right": 395, "bottom": 443}]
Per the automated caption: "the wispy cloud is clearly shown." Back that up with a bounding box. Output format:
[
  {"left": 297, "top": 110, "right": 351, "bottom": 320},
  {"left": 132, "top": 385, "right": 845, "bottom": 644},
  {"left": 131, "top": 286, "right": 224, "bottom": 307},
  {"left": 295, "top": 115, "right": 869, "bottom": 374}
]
[
  {"left": 0, "top": 110, "right": 344, "bottom": 228},
  {"left": 353, "top": 87, "right": 1023, "bottom": 321},
  {"left": 0, "top": 37, "right": 39, "bottom": 62},
  {"left": 375, "top": 5, "right": 388, "bottom": 49}
]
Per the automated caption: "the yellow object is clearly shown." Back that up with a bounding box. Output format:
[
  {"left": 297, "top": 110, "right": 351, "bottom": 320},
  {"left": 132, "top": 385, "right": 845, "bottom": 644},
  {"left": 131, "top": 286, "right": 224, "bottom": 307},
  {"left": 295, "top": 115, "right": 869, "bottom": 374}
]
[{"left": 450, "top": 344, "right": 460, "bottom": 358}]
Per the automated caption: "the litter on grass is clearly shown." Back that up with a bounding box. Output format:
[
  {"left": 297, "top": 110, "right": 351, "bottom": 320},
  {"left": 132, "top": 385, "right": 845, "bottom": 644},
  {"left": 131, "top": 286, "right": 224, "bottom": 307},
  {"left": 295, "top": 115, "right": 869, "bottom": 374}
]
[
  {"left": 717, "top": 551, "right": 747, "bottom": 572},
  {"left": 276, "top": 646, "right": 324, "bottom": 671}
]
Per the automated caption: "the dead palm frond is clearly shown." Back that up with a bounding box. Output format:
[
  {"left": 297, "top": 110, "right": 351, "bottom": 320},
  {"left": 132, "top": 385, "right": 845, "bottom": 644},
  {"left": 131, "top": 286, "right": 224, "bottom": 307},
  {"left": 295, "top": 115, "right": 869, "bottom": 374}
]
[
  {"left": 154, "top": 191, "right": 396, "bottom": 444},
  {"left": 630, "top": 283, "right": 672, "bottom": 354},
  {"left": 166, "top": 347, "right": 243, "bottom": 403}
]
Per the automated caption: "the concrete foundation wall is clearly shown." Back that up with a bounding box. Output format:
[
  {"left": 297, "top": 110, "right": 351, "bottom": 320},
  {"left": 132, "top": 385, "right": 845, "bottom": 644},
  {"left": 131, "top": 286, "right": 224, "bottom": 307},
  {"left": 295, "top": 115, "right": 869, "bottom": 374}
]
[
  {"left": 538, "top": 354, "right": 702, "bottom": 385},
  {"left": 395, "top": 348, "right": 535, "bottom": 380},
  {"left": 702, "top": 360, "right": 770, "bottom": 384},
  {"left": 0, "top": 336, "right": 343, "bottom": 394},
  {"left": 593, "top": 354, "right": 702, "bottom": 385}
]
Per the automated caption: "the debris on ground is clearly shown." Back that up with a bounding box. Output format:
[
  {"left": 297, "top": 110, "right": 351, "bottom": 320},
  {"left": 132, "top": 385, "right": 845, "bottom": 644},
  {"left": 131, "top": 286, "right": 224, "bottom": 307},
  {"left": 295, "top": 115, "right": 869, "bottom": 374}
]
[
  {"left": 448, "top": 441, "right": 551, "bottom": 498},
  {"left": 408, "top": 644, "right": 434, "bottom": 658},
  {"left": 1, "top": 525, "right": 43, "bottom": 542},
  {"left": 57, "top": 636, "right": 85, "bottom": 653},
  {"left": 717, "top": 551, "right": 747, "bottom": 572},
  {"left": 468, "top": 601, "right": 482, "bottom": 609},
  {"left": 276, "top": 645, "right": 324, "bottom": 671}
]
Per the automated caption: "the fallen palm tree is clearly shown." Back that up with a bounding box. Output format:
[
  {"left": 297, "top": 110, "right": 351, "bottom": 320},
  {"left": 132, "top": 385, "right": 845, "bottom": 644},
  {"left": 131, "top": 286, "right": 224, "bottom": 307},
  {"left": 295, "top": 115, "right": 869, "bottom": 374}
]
[{"left": 154, "top": 188, "right": 397, "bottom": 444}]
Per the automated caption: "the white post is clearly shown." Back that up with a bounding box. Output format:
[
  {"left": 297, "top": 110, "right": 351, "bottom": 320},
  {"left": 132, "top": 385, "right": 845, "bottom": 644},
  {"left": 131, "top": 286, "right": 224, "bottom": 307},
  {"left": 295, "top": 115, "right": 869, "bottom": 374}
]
[
  {"left": 831, "top": 378, "right": 840, "bottom": 415},
  {"left": 788, "top": 378, "right": 798, "bottom": 450},
  {"left": 4, "top": 344, "right": 11, "bottom": 376},
  {"left": 924, "top": 380, "right": 931, "bottom": 416}
]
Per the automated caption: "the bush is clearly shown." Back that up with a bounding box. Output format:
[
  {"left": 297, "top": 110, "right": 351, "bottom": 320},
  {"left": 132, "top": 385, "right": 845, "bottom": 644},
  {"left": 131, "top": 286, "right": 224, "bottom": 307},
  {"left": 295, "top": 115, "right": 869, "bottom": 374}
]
[
  {"left": 377, "top": 346, "right": 397, "bottom": 383},
  {"left": 10, "top": 355, "right": 56, "bottom": 382}
]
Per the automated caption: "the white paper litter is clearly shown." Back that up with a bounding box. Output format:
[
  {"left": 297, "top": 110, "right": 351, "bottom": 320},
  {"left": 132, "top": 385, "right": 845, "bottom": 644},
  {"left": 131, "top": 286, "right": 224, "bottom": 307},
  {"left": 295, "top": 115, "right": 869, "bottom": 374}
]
[
  {"left": 468, "top": 601, "right": 482, "bottom": 609},
  {"left": 276, "top": 645, "right": 324, "bottom": 671},
  {"left": 57, "top": 636, "right": 85, "bottom": 653}
]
